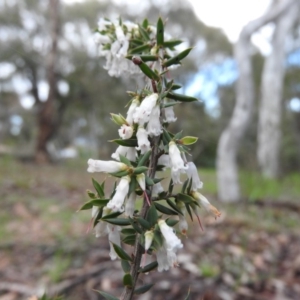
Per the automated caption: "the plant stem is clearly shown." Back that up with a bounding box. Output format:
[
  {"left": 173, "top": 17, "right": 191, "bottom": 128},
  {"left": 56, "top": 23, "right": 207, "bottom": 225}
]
[{"left": 120, "top": 136, "right": 160, "bottom": 300}]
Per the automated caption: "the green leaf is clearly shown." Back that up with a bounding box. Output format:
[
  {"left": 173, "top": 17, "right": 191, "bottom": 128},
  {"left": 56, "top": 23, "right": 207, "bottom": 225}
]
[
  {"left": 142, "top": 18, "right": 148, "bottom": 29},
  {"left": 185, "top": 203, "right": 193, "bottom": 221},
  {"left": 119, "top": 154, "right": 132, "bottom": 166},
  {"left": 181, "top": 179, "right": 189, "bottom": 193},
  {"left": 177, "top": 193, "right": 196, "bottom": 204},
  {"left": 137, "top": 217, "right": 151, "bottom": 230},
  {"left": 168, "top": 178, "right": 174, "bottom": 194},
  {"left": 146, "top": 204, "right": 158, "bottom": 227},
  {"left": 163, "top": 39, "right": 183, "bottom": 48},
  {"left": 109, "top": 170, "right": 130, "bottom": 178},
  {"left": 166, "top": 218, "right": 179, "bottom": 227},
  {"left": 138, "top": 24, "right": 150, "bottom": 40},
  {"left": 162, "top": 128, "right": 172, "bottom": 143},
  {"left": 93, "top": 207, "right": 103, "bottom": 227},
  {"left": 171, "top": 84, "right": 182, "bottom": 90},
  {"left": 134, "top": 59, "right": 160, "bottom": 81},
  {"left": 156, "top": 17, "right": 164, "bottom": 46},
  {"left": 94, "top": 290, "right": 119, "bottom": 300},
  {"left": 154, "top": 202, "right": 178, "bottom": 215},
  {"left": 129, "top": 44, "right": 151, "bottom": 54},
  {"left": 112, "top": 243, "right": 132, "bottom": 261},
  {"left": 121, "top": 260, "right": 131, "bottom": 273},
  {"left": 166, "top": 199, "right": 183, "bottom": 215},
  {"left": 102, "top": 211, "right": 122, "bottom": 220},
  {"left": 163, "top": 47, "right": 193, "bottom": 67},
  {"left": 111, "top": 139, "right": 137, "bottom": 147},
  {"left": 139, "top": 261, "right": 158, "bottom": 273},
  {"left": 162, "top": 101, "right": 177, "bottom": 108},
  {"left": 174, "top": 131, "right": 183, "bottom": 140},
  {"left": 129, "top": 218, "right": 143, "bottom": 234},
  {"left": 167, "top": 92, "right": 198, "bottom": 102},
  {"left": 126, "top": 55, "right": 157, "bottom": 62},
  {"left": 104, "top": 218, "right": 131, "bottom": 226},
  {"left": 134, "top": 283, "right": 155, "bottom": 295},
  {"left": 122, "top": 234, "right": 136, "bottom": 246},
  {"left": 128, "top": 177, "right": 137, "bottom": 196},
  {"left": 92, "top": 178, "right": 105, "bottom": 198},
  {"left": 137, "top": 149, "right": 152, "bottom": 167},
  {"left": 133, "top": 166, "right": 148, "bottom": 175},
  {"left": 123, "top": 273, "right": 133, "bottom": 288},
  {"left": 187, "top": 177, "right": 193, "bottom": 194},
  {"left": 145, "top": 176, "right": 154, "bottom": 186},
  {"left": 179, "top": 136, "right": 198, "bottom": 145},
  {"left": 121, "top": 228, "right": 136, "bottom": 235}
]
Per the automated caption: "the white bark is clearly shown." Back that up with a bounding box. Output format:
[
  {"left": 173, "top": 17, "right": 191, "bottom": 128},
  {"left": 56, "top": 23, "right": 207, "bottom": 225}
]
[
  {"left": 217, "top": 0, "right": 295, "bottom": 202},
  {"left": 257, "top": 1, "right": 299, "bottom": 179}
]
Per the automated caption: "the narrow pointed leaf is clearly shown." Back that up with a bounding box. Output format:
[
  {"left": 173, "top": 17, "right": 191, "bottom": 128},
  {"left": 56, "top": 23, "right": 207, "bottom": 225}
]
[
  {"left": 146, "top": 204, "right": 158, "bottom": 227},
  {"left": 129, "top": 218, "right": 143, "bottom": 234},
  {"left": 139, "top": 261, "right": 158, "bottom": 273},
  {"left": 177, "top": 193, "right": 196, "bottom": 204},
  {"left": 121, "top": 260, "right": 131, "bottom": 273},
  {"left": 109, "top": 170, "right": 130, "bottom": 178},
  {"left": 133, "top": 166, "right": 148, "bottom": 175},
  {"left": 181, "top": 179, "right": 189, "bottom": 193},
  {"left": 167, "top": 92, "right": 198, "bottom": 102},
  {"left": 154, "top": 202, "right": 178, "bottom": 215},
  {"left": 179, "top": 136, "right": 198, "bottom": 145},
  {"left": 163, "top": 39, "right": 183, "bottom": 48},
  {"left": 121, "top": 228, "right": 136, "bottom": 235},
  {"left": 166, "top": 199, "right": 183, "bottom": 215},
  {"left": 111, "top": 139, "right": 137, "bottom": 147},
  {"left": 156, "top": 17, "right": 164, "bottom": 46},
  {"left": 126, "top": 54, "right": 157, "bottom": 62},
  {"left": 94, "top": 290, "right": 119, "bottom": 300},
  {"left": 134, "top": 59, "right": 160, "bottom": 81},
  {"left": 137, "top": 217, "right": 151, "bottom": 230},
  {"left": 138, "top": 149, "right": 152, "bottom": 167},
  {"left": 168, "top": 179, "right": 174, "bottom": 194},
  {"left": 119, "top": 154, "right": 132, "bottom": 166},
  {"left": 122, "top": 234, "right": 136, "bottom": 245},
  {"left": 185, "top": 203, "right": 193, "bottom": 221},
  {"left": 138, "top": 24, "right": 150, "bottom": 40},
  {"left": 102, "top": 211, "right": 122, "bottom": 220},
  {"left": 92, "top": 178, "right": 105, "bottom": 198},
  {"left": 163, "top": 47, "right": 193, "bottom": 67},
  {"left": 104, "top": 218, "right": 131, "bottom": 226},
  {"left": 112, "top": 243, "right": 132, "bottom": 261},
  {"left": 134, "top": 283, "right": 155, "bottom": 295},
  {"left": 166, "top": 218, "right": 179, "bottom": 227}
]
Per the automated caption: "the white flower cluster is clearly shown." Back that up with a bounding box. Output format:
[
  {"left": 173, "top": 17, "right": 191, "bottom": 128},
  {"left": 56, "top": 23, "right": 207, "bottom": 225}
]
[
  {"left": 94, "top": 19, "right": 141, "bottom": 77},
  {"left": 94, "top": 18, "right": 180, "bottom": 78}
]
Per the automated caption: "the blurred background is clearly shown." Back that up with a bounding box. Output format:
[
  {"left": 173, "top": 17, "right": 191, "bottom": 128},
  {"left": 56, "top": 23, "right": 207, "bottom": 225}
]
[{"left": 1, "top": 0, "right": 300, "bottom": 299}]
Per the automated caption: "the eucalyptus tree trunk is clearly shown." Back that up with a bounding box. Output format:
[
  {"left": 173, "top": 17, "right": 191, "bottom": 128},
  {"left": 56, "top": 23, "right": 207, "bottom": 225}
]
[
  {"left": 35, "top": 0, "right": 60, "bottom": 163},
  {"left": 257, "top": 0, "right": 299, "bottom": 179},
  {"left": 217, "top": 0, "right": 295, "bottom": 202}
]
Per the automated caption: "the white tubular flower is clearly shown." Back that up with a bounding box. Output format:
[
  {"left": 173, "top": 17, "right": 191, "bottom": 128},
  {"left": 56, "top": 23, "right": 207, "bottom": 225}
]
[
  {"left": 126, "top": 98, "right": 139, "bottom": 125},
  {"left": 152, "top": 182, "right": 164, "bottom": 196},
  {"left": 144, "top": 230, "right": 154, "bottom": 251},
  {"left": 147, "top": 105, "right": 162, "bottom": 136},
  {"left": 91, "top": 206, "right": 99, "bottom": 219},
  {"left": 136, "top": 127, "right": 151, "bottom": 154},
  {"left": 158, "top": 219, "right": 183, "bottom": 252},
  {"left": 169, "top": 141, "right": 188, "bottom": 183},
  {"left": 158, "top": 154, "right": 170, "bottom": 169},
  {"left": 118, "top": 124, "right": 134, "bottom": 139},
  {"left": 156, "top": 245, "right": 169, "bottom": 272},
  {"left": 94, "top": 207, "right": 111, "bottom": 238},
  {"left": 133, "top": 93, "right": 158, "bottom": 125},
  {"left": 125, "top": 192, "right": 136, "bottom": 217},
  {"left": 111, "top": 146, "right": 136, "bottom": 162},
  {"left": 108, "top": 224, "right": 121, "bottom": 260},
  {"left": 191, "top": 191, "right": 221, "bottom": 218},
  {"left": 87, "top": 159, "right": 127, "bottom": 173},
  {"left": 169, "top": 141, "right": 187, "bottom": 172},
  {"left": 107, "top": 176, "right": 131, "bottom": 212},
  {"left": 164, "top": 106, "right": 177, "bottom": 123},
  {"left": 156, "top": 242, "right": 179, "bottom": 272},
  {"left": 186, "top": 162, "right": 203, "bottom": 191},
  {"left": 136, "top": 173, "right": 146, "bottom": 191}
]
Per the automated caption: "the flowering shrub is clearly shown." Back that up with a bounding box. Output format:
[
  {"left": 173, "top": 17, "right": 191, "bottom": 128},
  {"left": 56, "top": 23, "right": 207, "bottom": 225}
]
[{"left": 80, "top": 17, "right": 221, "bottom": 300}]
